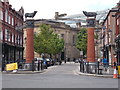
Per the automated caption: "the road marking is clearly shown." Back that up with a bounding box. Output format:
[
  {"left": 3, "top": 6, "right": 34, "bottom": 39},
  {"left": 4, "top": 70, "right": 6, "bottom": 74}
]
[
  {"left": 41, "top": 66, "right": 58, "bottom": 74},
  {"left": 73, "top": 70, "right": 79, "bottom": 75}
]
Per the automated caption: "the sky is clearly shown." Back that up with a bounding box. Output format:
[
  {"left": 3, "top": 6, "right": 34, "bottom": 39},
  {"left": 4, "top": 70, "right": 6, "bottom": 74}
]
[{"left": 8, "top": 0, "right": 119, "bottom": 19}]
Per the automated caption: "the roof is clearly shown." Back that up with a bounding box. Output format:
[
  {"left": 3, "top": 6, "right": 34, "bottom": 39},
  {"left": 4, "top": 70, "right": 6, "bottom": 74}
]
[{"left": 103, "top": 8, "right": 118, "bottom": 25}]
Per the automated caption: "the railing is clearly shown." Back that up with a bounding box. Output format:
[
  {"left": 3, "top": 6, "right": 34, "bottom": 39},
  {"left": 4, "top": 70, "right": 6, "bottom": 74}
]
[{"left": 79, "top": 61, "right": 117, "bottom": 75}]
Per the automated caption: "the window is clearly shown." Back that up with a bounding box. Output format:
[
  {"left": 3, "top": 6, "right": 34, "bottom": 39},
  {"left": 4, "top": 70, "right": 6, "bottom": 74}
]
[
  {"left": 5, "top": 10, "right": 8, "bottom": 22},
  {"left": 12, "top": 34, "right": 14, "bottom": 43},
  {"left": 0, "top": 10, "right": 3, "bottom": 20},
  {"left": 61, "top": 34, "right": 64, "bottom": 38},
  {"left": 5, "top": 29, "right": 10, "bottom": 41},
  {"left": 19, "top": 36, "right": 22, "bottom": 45},
  {"left": 73, "top": 35, "right": 75, "bottom": 44},
  {"left": 16, "top": 35, "right": 20, "bottom": 44},
  {"left": 8, "top": 15, "right": 11, "bottom": 24},
  {"left": 12, "top": 17, "right": 14, "bottom": 26},
  {"left": 0, "top": 30, "right": 3, "bottom": 40}
]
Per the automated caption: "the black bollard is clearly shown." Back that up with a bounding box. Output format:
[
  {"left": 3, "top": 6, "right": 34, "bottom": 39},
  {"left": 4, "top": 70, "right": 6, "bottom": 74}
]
[
  {"left": 81, "top": 61, "right": 83, "bottom": 72},
  {"left": 95, "top": 62, "right": 97, "bottom": 74},
  {"left": 32, "top": 60, "right": 35, "bottom": 72},
  {"left": 80, "top": 61, "right": 82, "bottom": 72},
  {"left": 83, "top": 61, "right": 84, "bottom": 73},
  {"left": 38, "top": 61, "right": 40, "bottom": 71},
  {"left": 87, "top": 61, "right": 89, "bottom": 73},
  {"left": 41, "top": 61, "right": 43, "bottom": 70},
  {"left": 97, "top": 61, "right": 99, "bottom": 74}
]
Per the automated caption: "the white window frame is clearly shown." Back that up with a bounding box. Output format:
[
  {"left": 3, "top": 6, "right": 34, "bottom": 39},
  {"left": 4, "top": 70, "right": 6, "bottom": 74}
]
[
  {"left": 12, "top": 17, "right": 14, "bottom": 26},
  {"left": 12, "top": 33, "right": 14, "bottom": 43},
  {"left": 0, "top": 10, "right": 3, "bottom": 20},
  {"left": 0, "top": 30, "right": 3, "bottom": 40},
  {"left": 5, "top": 10, "right": 8, "bottom": 22}
]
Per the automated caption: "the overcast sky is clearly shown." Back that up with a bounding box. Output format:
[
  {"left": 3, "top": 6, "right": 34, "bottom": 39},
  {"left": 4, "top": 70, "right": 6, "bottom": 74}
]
[{"left": 8, "top": 0, "right": 119, "bottom": 19}]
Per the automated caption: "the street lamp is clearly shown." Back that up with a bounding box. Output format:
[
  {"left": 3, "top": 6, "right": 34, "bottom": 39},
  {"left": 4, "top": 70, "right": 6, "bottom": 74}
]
[
  {"left": 115, "top": 35, "right": 120, "bottom": 65},
  {"left": 94, "top": 29, "right": 100, "bottom": 61},
  {"left": 101, "top": 26, "right": 106, "bottom": 58}
]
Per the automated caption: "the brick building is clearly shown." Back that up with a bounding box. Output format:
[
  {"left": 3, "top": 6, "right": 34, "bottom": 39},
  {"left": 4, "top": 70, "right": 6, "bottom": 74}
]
[
  {"left": 102, "top": 1, "right": 120, "bottom": 64},
  {"left": 114, "top": 1, "right": 120, "bottom": 65},
  {"left": 0, "top": 0, "right": 24, "bottom": 70}
]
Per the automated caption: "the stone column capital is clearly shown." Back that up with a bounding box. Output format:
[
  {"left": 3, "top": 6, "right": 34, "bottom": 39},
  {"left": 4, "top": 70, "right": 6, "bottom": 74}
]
[
  {"left": 25, "top": 20, "right": 34, "bottom": 28},
  {"left": 86, "top": 18, "right": 96, "bottom": 27}
]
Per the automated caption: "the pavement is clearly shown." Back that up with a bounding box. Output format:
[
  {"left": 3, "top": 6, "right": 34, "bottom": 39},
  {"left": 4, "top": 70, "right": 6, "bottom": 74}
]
[
  {"left": 75, "top": 68, "right": 113, "bottom": 78},
  {"left": 1, "top": 65, "right": 58, "bottom": 74},
  {"left": 1, "top": 62, "right": 117, "bottom": 79},
  {"left": 75, "top": 66, "right": 115, "bottom": 78}
]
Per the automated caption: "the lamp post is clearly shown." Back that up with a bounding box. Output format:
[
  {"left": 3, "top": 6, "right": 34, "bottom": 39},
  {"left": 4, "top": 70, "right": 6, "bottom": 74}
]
[
  {"left": 94, "top": 29, "right": 100, "bottom": 61},
  {"left": 102, "top": 26, "right": 106, "bottom": 59}
]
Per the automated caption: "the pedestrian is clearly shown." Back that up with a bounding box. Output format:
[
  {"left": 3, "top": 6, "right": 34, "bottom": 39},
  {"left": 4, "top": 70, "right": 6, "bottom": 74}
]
[{"left": 102, "top": 57, "right": 108, "bottom": 71}]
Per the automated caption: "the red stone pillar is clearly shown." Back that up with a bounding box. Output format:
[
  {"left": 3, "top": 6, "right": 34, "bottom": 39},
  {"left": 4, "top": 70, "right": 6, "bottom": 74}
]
[
  {"left": 25, "top": 28, "right": 34, "bottom": 63},
  {"left": 87, "top": 27, "right": 95, "bottom": 62},
  {"left": 24, "top": 20, "right": 35, "bottom": 70},
  {"left": 83, "top": 11, "right": 97, "bottom": 73}
]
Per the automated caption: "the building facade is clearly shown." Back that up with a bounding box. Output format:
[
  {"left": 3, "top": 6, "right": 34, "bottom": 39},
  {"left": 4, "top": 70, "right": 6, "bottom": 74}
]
[
  {"left": 23, "top": 19, "right": 80, "bottom": 61},
  {"left": 0, "top": 0, "right": 24, "bottom": 70},
  {"left": 114, "top": 1, "right": 120, "bottom": 65},
  {"left": 102, "top": 1, "right": 120, "bottom": 65}
]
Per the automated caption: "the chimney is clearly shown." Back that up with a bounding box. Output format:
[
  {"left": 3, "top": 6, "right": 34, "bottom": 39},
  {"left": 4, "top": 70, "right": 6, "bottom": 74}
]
[{"left": 55, "top": 12, "right": 59, "bottom": 20}]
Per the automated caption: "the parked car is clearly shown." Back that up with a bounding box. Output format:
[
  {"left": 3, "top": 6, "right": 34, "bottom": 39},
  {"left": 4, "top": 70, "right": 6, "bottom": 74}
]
[
  {"left": 50, "top": 59, "right": 55, "bottom": 66},
  {"left": 75, "top": 59, "right": 79, "bottom": 63},
  {"left": 45, "top": 58, "right": 51, "bottom": 67},
  {"left": 16, "top": 59, "right": 26, "bottom": 69},
  {"left": 35, "top": 58, "right": 47, "bottom": 69}
]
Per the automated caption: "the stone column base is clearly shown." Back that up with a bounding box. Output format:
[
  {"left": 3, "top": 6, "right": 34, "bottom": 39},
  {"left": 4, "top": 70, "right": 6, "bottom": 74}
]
[
  {"left": 23, "top": 63, "right": 33, "bottom": 71},
  {"left": 89, "top": 62, "right": 96, "bottom": 74}
]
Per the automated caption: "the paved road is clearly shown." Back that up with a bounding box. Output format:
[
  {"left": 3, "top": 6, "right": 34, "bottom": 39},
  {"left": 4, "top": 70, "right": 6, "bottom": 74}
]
[{"left": 2, "top": 62, "right": 118, "bottom": 88}]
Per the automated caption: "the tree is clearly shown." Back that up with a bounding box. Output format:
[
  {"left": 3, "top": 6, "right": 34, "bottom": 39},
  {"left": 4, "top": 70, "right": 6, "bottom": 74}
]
[
  {"left": 34, "top": 24, "right": 64, "bottom": 58},
  {"left": 76, "top": 28, "right": 87, "bottom": 55}
]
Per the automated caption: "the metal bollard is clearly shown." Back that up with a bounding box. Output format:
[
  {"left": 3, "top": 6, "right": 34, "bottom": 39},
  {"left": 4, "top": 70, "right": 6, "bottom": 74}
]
[
  {"left": 83, "top": 62, "right": 84, "bottom": 73},
  {"left": 41, "top": 61, "right": 43, "bottom": 70},
  {"left": 79, "top": 63, "right": 81, "bottom": 72},
  {"left": 95, "top": 62, "right": 97, "bottom": 74},
  {"left": 38, "top": 61, "right": 40, "bottom": 71},
  {"left": 87, "top": 61, "right": 89, "bottom": 73},
  {"left": 32, "top": 60, "right": 35, "bottom": 72},
  {"left": 97, "top": 61, "right": 99, "bottom": 74}
]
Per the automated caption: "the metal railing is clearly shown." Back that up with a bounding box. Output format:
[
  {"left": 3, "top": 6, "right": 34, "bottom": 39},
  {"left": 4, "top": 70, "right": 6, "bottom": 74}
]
[{"left": 79, "top": 61, "right": 117, "bottom": 75}]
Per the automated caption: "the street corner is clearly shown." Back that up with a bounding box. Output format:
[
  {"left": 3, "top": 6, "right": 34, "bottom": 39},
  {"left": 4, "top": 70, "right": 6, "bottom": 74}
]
[{"left": 74, "top": 69, "right": 114, "bottom": 78}]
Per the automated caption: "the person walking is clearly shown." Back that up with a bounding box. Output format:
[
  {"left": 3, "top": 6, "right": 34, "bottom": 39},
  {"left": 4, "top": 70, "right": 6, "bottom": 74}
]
[{"left": 102, "top": 57, "right": 108, "bottom": 71}]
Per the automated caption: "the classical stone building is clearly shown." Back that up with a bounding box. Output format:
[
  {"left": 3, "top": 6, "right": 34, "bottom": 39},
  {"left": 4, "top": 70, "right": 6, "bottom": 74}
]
[
  {"left": 0, "top": 0, "right": 24, "bottom": 70},
  {"left": 23, "top": 19, "right": 80, "bottom": 61}
]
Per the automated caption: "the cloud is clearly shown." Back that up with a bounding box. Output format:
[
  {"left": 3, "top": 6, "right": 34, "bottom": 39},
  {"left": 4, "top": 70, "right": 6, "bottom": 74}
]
[{"left": 9, "top": 0, "right": 119, "bottom": 19}]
